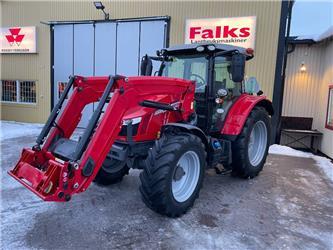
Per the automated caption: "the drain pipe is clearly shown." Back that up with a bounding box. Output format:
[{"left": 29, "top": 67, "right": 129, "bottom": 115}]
[{"left": 273, "top": 0, "right": 294, "bottom": 144}]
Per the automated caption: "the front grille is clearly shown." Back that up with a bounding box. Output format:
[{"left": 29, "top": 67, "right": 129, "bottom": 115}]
[{"left": 119, "top": 123, "right": 139, "bottom": 136}]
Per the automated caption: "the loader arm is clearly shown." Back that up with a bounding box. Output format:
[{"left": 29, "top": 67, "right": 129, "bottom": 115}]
[{"left": 9, "top": 75, "right": 195, "bottom": 202}]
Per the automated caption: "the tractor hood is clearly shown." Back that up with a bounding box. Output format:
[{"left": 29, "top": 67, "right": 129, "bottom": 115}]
[{"left": 121, "top": 76, "right": 194, "bottom": 122}]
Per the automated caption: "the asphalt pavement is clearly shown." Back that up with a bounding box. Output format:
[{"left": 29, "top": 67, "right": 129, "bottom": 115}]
[{"left": 1, "top": 135, "right": 333, "bottom": 250}]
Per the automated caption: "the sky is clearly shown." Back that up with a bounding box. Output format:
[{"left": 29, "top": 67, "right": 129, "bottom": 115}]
[{"left": 290, "top": 0, "right": 333, "bottom": 36}]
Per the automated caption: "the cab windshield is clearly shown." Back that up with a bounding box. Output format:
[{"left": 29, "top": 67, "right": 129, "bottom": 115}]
[
  {"left": 160, "top": 55, "right": 208, "bottom": 93},
  {"left": 159, "top": 54, "right": 241, "bottom": 96}
]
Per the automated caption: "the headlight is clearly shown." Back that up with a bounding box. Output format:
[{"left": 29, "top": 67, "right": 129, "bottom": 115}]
[
  {"left": 120, "top": 117, "right": 142, "bottom": 137},
  {"left": 196, "top": 46, "right": 205, "bottom": 52},
  {"left": 122, "top": 117, "right": 142, "bottom": 126},
  {"left": 207, "top": 45, "right": 216, "bottom": 51}
]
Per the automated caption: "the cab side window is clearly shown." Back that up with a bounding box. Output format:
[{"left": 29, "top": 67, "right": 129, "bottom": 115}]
[
  {"left": 190, "top": 60, "right": 207, "bottom": 93},
  {"left": 214, "top": 58, "right": 241, "bottom": 96}
]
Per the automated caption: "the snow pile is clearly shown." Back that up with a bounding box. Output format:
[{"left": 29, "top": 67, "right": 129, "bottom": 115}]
[
  {"left": 0, "top": 121, "right": 43, "bottom": 141},
  {"left": 269, "top": 144, "right": 333, "bottom": 183},
  {"left": 295, "top": 26, "right": 333, "bottom": 42}
]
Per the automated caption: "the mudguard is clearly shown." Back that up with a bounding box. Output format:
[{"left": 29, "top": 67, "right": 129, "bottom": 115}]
[
  {"left": 221, "top": 94, "right": 273, "bottom": 137},
  {"left": 162, "top": 123, "right": 209, "bottom": 148}
]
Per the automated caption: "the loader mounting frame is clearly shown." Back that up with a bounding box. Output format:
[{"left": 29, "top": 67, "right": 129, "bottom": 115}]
[{"left": 9, "top": 75, "right": 195, "bottom": 201}]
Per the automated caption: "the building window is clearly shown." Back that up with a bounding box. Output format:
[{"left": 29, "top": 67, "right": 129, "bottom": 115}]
[
  {"left": 1, "top": 80, "right": 17, "bottom": 102},
  {"left": 20, "top": 81, "right": 37, "bottom": 103},
  {"left": 326, "top": 85, "right": 333, "bottom": 130},
  {"left": 1, "top": 80, "right": 36, "bottom": 104}
]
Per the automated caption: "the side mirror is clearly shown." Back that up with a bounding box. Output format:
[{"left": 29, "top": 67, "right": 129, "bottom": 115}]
[
  {"left": 230, "top": 53, "right": 246, "bottom": 82},
  {"left": 140, "top": 54, "right": 153, "bottom": 76},
  {"left": 245, "top": 77, "right": 261, "bottom": 94}
]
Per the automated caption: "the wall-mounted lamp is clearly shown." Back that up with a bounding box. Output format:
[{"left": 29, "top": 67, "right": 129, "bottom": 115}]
[
  {"left": 300, "top": 61, "right": 307, "bottom": 73},
  {"left": 93, "top": 1, "right": 110, "bottom": 20}
]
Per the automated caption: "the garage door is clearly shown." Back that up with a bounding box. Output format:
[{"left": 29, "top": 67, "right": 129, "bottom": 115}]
[{"left": 52, "top": 18, "right": 168, "bottom": 128}]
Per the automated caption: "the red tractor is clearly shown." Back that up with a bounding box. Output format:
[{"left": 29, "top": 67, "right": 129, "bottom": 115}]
[{"left": 9, "top": 43, "right": 273, "bottom": 217}]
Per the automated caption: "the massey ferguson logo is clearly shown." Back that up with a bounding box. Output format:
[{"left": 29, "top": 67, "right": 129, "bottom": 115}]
[
  {"left": 1, "top": 26, "right": 36, "bottom": 53},
  {"left": 5, "top": 28, "right": 25, "bottom": 46}
]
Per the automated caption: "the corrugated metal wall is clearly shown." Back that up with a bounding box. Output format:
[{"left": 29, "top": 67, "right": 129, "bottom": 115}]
[
  {"left": 0, "top": 1, "right": 282, "bottom": 123},
  {"left": 282, "top": 44, "right": 324, "bottom": 118},
  {"left": 282, "top": 40, "right": 333, "bottom": 157}
]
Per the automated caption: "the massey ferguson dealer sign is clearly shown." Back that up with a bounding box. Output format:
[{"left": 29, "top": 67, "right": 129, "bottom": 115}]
[
  {"left": 0, "top": 26, "right": 37, "bottom": 53},
  {"left": 185, "top": 16, "right": 256, "bottom": 49}
]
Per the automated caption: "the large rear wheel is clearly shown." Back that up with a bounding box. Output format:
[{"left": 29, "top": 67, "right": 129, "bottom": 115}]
[
  {"left": 231, "top": 107, "right": 271, "bottom": 178},
  {"left": 140, "top": 132, "right": 206, "bottom": 217}
]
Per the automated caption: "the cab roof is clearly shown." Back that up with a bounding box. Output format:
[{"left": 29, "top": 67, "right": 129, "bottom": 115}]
[{"left": 159, "top": 43, "right": 253, "bottom": 59}]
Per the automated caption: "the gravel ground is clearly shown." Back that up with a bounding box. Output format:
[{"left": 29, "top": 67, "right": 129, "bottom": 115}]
[{"left": 1, "top": 133, "right": 333, "bottom": 250}]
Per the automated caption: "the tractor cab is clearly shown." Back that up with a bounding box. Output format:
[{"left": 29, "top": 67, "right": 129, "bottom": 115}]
[{"left": 141, "top": 43, "right": 255, "bottom": 134}]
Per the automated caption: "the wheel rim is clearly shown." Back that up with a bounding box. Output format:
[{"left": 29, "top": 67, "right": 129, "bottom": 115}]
[
  {"left": 248, "top": 120, "right": 268, "bottom": 167},
  {"left": 102, "top": 158, "right": 126, "bottom": 174},
  {"left": 172, "top": 151, "right": 200, "bottom": 203}
]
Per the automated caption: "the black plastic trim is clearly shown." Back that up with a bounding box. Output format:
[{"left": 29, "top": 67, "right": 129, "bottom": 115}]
[
  {"left": 162, "top": 123, "right": 209, "bottom": 148},
  {"left": 82, "top": 157, "right": 95, "bottom": 177}
]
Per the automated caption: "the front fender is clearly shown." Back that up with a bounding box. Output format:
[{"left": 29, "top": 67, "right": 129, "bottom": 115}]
[
  {"left": 221, "top": 94, "right": 273, "bottom": 137},
  {"left": 162, "top": 123, "right": 209, "bottom": 148}
]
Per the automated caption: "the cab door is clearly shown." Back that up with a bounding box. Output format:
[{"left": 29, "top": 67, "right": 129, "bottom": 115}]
[
  {"left": 188, "top": 58, "right": 209, "bottom": 132},
  {"left": 209, "top": 57, "right": 241, "bottom": 132}
]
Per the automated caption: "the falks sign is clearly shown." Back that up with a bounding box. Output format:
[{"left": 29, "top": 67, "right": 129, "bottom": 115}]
[
  {"left": 0, "top": 26, "right": 37, "bottom": 53},
  {"left": 185, "top": 16, "right": 256, "bottom": 49}
]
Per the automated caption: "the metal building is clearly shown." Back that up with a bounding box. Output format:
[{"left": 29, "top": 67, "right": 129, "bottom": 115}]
[
  {"left": 282, "top": 30, "right": 333, "bottom": 158},
  {"left": 0, "top": 1, "right": 290, "bottom": 140}
]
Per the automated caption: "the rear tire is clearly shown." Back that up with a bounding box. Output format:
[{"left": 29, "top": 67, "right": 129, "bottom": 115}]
[
  {"left": 231, "top": 107, "right": 271, "bottom": 178},
  {"left": 139, "top": 132, "right": 206, "bottom": 217},
  {"left": 94, "top": 157, "right": 129, "bottom": 185}
]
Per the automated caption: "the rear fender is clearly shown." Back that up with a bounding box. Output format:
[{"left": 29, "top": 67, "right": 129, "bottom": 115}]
[{"left": 221, "top": 94, "right": 273, "bottom": 137}]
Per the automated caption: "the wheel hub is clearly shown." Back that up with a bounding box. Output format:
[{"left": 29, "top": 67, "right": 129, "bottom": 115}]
[
  {"left": 173, "top": 165, "right": 186, "bottom": 181},
  {"left": 171, "top": 151, "right": 200, "bottom": 203}
]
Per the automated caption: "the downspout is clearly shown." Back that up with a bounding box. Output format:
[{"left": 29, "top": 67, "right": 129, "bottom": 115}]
[
  {"left": 272, "top": 0, "right": 294, "bottom": 144},
  {"left": 276, "top": 0, "right": 294, "bottom": 143}
]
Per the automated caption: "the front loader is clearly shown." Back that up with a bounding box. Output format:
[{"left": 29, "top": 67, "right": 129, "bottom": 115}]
[{"left": 9, "top": 43, "right": 273, "bottom": 217}]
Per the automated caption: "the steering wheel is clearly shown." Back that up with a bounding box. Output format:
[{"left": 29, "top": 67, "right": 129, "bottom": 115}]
[{"left": 190, "top": 73, "right": 206, "bottom": 92}]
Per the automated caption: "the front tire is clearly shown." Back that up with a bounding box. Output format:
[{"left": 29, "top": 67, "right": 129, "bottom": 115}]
[
  {"left": 94, "top": 157, "right": 129, "bottom": 185},
  {"left": 139, "top": 132, "right": 206, "bottom": 217},
  {"left": 231, "top": 107, "right": 271, "bottom": 178}
]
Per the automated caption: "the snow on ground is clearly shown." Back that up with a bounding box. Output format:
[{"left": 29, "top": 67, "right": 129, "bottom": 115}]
[
  {"left": 269, "top": 144, "right": 333, "bottom": 183},
  {"left": 0, "top": 120, "right": 331, "bottom": 183},
  {"left": 0, "top": 121, "right": 43, "bottom": 141},
  {"left": 1, "top": 121, "right": 333, "bottom": 249}
]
